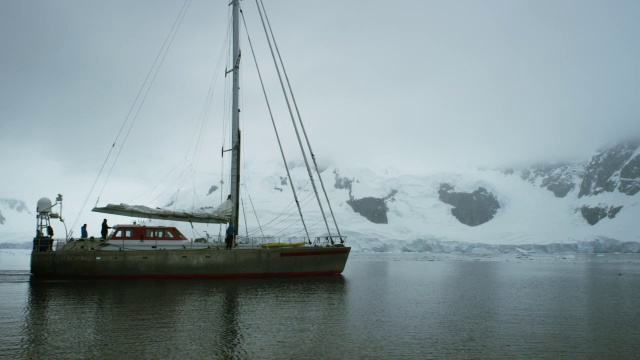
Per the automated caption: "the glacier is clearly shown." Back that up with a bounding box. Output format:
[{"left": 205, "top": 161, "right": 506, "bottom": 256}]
[{"left": 1, "top": 141, "right": 639, "bottom": 253}]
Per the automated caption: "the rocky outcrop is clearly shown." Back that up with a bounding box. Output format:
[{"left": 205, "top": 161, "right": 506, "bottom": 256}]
[
  {"left": 334, "top": 170, "right": 396, "bottom": 224},
  {"left": 207, "top": 185, "right": 218, "bottom": 195},
  {"left": 619, "top": 154, "right": 640, "bottom": 195},
  {"left": 503, "top": 139, "right": 640, "bottom": 200},
  {"left": 438, "top": 183, "right": 500, "bottom": 226},
  {"left": 579, "top": 205, "right": 623, "bottom": 225},
  {"left": 579, "top": 140, "right": 640, "bottom": 198},
  {"left": 347, "top": 190, "right": 397, "bottom": 224},
  {"left": 500, "top": 140, "right": 639, "bottom": 227},
  {"left": 518, "top": 163, "right": 583, "bottom": 198},
  {"left": 347, "top": 197, "right": 388, "bottom": 224}
]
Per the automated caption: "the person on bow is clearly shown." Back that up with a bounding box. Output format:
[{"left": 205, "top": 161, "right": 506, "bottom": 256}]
[
  {"left": 101, "top": 219, "right": 111, "bottom": 240},
  {"left": 81, "top": 224, "right": 88, "bottom": 239},
  {"left": 225, "top": 222, "right": 235, "bottom": 250}
]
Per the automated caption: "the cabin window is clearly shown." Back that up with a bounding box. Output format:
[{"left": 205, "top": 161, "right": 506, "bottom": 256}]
[
  {"left": 144, "top": 229, "right": 172, "bottom": 238},
  {"left": 114, "top": 229, "right": 134, "bottom": 238}
]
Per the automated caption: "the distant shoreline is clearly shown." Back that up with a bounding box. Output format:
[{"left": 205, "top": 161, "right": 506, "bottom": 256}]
[{"left": 0, "top": 242, "right": 31, "bottom": 249}]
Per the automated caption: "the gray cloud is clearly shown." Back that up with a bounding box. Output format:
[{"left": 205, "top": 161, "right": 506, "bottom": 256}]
[{"left": 2, "top": 0, "right": 640, "bottom": 213}]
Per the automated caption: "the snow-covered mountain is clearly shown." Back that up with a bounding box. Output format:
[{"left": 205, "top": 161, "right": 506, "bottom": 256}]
[
  {"left": 0, "top": 199, "right": 32, "bottom": 243},
  {"left": 2, "top": 140, "right": 639, "bottom": 252}
]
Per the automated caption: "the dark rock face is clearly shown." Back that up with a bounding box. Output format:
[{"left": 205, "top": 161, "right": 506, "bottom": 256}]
[
  {"left": 579, "top": 206, "right": 607, "bottom": 225},
  {"left": 506, "top": 139, "right": 640, "bottom": 200},
  {"left": 519, "top": 163, "right": 583, "bottom": 198},
  {"left": 207, "top": 185, "right": 218, "bottom": 195},
  {"left": 579, "top": 140, "right": 640, "bottom": 198},
  {"left": 347, "top": 197, "right": 389, "bottom": 224},
  {"left": 608, "top": 206, "right": 623, "bottom": 218},
  {"left": 334, "top": 169, "right": 395, "bottom": 224},
  {"left": 579, "top": 205, "right": 623, "bottom": 225},
  {"left": 346, "top": 190, "right": 398, "bottom": 224},
  {"left": 501, "top": 140, "right": 639, "bottom": 227},
  {"left": 438, "top": 183, "right": 500, "bottom": 226},
  {"left": 619, "top": 154, "right": 640, "bottom": 195}
]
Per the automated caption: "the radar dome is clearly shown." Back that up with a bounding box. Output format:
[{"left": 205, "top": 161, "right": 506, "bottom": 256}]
[{"left": 37, "top": 197, "right": 53, "bottom": 213}]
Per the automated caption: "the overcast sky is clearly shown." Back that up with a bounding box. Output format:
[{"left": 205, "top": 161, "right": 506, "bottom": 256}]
[{"left": 1, "top": 0, "right": 640, "bottom": 227}]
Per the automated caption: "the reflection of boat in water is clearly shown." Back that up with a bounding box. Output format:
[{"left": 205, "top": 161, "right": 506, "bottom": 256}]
[
  {"left": 20, "top": 275, "right": 347, "bottom": 358},
  {"left": 30, "top": 0, "right": 349, "bottom": 278}
]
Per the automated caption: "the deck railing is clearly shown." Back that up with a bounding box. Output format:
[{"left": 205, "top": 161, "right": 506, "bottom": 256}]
[{"left": 32, "top": 234, "right": 348, "bottom": 253}]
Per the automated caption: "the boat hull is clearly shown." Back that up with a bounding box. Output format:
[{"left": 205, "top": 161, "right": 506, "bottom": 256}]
[{"left": 30, "top": 246, "right": 350, "bottom": 278}]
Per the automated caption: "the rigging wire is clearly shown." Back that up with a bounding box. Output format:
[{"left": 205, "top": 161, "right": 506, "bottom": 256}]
[
  {"left": 285, "top": 217, "right": 327, "bottom": 240},
  {"left": 97, "top": 0, "right": 193, "bottom": 200},
  {"left": 254, "top": 0, "right": 335, "bottom": 241},
  {"left": 183, "top": 20, "right": 230, "bottom": 211},
  {"left": 240, "top": 198, "right": 249, "bottom": 243},
  {"left": 241, "top": 184, "right": 311, "bottom": 237},
  {"left": 71, "top": 0, "right": 193, "bottom": 233},
  {"left": 243, "top": 177, "right": 312, "bottom": 235},
  {"left": 246, "top": 191, "right": 265, "bottom": 240},
  {"left": 239, "top": 7, "right": 311, "bottom": 241},
  {"left": 127, "top": 162, "right": 183, "bottom": 204},
  {"left": 260, "top": 0, "right": 344, "bottom": 243},
  {"left": 240, "top": 179, "right": 315, "bottom": 237},
  {"left": 243, "top": 190, "right": 316, "bottom": 238},
  {"left": 126, "top": 0, "right": 235, "bottom": 212}
]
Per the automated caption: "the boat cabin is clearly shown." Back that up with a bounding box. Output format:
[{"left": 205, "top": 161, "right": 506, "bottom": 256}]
[{"left": 110, "top": 225, "right": 188, "bottom": 241}]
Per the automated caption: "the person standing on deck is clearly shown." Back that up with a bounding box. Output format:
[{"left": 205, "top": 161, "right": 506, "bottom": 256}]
[
  {"left": 101, "top": 219, "right": 111, "bottom": 240},
  {"left": 225, "top": 222, "right": 235, "bottom": 250},
  {"left": 81, "top": 224, "right": 88, "bottom": 239}
]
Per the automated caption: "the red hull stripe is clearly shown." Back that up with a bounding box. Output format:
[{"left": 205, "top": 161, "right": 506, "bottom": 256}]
[
  {"left": 280, "top": 249, "right": 349, "bottom": 257},
  {"left": 36, "top": 271, "right": 343, "bottom": 279}
]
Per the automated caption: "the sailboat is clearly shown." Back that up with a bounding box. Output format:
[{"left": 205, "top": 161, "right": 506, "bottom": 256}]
[{"left": 30, "top": 0, "right": 350, "bottom": 278}]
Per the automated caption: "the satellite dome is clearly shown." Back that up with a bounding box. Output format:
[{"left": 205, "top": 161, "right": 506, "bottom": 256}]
[{"left": 37, "top": 197, "right": 53, "bottom": 214}]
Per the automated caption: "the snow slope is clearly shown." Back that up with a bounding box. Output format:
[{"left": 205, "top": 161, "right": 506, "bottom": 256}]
[{"left": 2, "top": 158, "right": 638, "bottom": 250}]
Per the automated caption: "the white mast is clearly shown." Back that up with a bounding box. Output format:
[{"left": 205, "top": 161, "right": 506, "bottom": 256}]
[{"left": 230, "top": 0, "right": 241, "bottom": 231}]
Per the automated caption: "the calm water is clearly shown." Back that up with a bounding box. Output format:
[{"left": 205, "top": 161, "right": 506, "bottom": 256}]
[{"left": 1, "top": 252, "right": 640, "bottom": 359}]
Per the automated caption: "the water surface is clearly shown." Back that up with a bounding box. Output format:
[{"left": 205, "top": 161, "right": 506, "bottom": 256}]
[{"left": 1, "top": 252, "right": 640, "bottom": 359}]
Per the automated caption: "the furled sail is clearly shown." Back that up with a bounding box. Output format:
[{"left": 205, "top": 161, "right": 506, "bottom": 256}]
[{"left": 92, "top": 199, "right": 233, "bottom": 224}]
